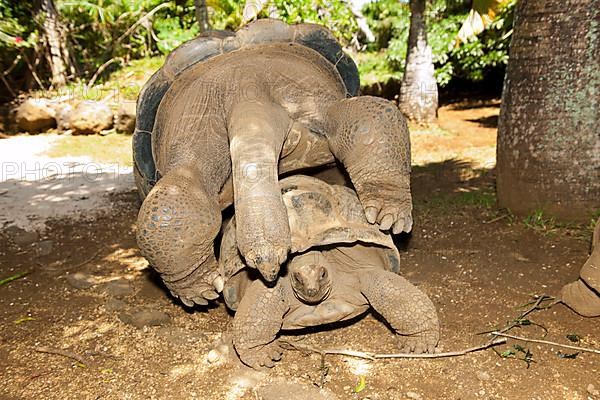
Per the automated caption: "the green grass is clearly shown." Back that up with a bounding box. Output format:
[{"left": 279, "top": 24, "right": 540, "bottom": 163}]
[
  {"left": 519, "top": 208, "right": 599, "bottom": 241},
  {"left": 104, "top": 56, "right": 165, "bottom": 84},
  {"left": 0, "top": 271, "right": 29, "bottom": 287},
  {"left": 425, "top": 188, "right": 496, "bottom": 211},
  {"left": 355, "top": 51, "right": 401, "bottom": 87},
  {"left": 45, "top": 133, "right": 133, "bottom": 166}
]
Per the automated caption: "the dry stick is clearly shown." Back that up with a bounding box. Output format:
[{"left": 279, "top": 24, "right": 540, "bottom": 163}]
[
  {"left": 282, "top": 338, "right": 507, "bottom": 361},
  {"left": 0, "top": 74, "right": 16, "bottom": 98},
  {"left": 34, "top": 346, "right": 92, "bottom": 366},
  {"left": 374, "top": 338, "right": 507, "bottom": 359},
  {"left": 3, "top": 54, "right": 23, "bottom": 75},
  {"left": 115, "top": 3, "right": 170, "bottom": 45},
  {"left": 484, "top": 214, "right": 509, "bottom": 224},
  {"left": 86, "top": 57, "right": 123, "bottom": 89},
  {"left": 20, "top": 50, "right": 45, "bottom": 90},
  {"left": 495, "top": 294, "right": 555, "bottom": 335},
  {"left": 282, "top": 341, "right": 375, "bottom": 360},
  {"left": 491, "top": 332, "right": 600, "bottom": 356}
]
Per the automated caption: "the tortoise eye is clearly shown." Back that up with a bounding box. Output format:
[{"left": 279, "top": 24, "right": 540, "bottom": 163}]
[
  {"left": 293, "top": 272, "right": 303, "bottom": 284},
  {"left": 319, "top": 269, "right": 327, "bottom": 280}
]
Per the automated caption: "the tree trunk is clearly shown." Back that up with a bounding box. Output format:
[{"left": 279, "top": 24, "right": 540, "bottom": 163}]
[
  {"left": 398, "top": 0, "right": 438, "bottom": 125},
  {"left": 40, "top": 0, "right": 71, "bottom": 87},
  {"left": 195, "top": 0, "right": 210, "bottom": 33},
  {"left": 497, "top": 0, "right": 600, "bottom": 221}
]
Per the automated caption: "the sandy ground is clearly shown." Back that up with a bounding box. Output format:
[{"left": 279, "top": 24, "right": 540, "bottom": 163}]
[
  {"left": 1, "top": 102, "right": 599, "bottom": 400},
  {"left": 0, "top": 135, "right": 134, "bottom": 232}
]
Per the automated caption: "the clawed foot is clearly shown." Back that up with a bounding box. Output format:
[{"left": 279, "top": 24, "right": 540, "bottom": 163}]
[
  {"left": 358, "top": 178, "right": 413, "bottom": 234},
  {"left": 396, "top": 330, "right": 439, "bottom": 354},
  {"left": 243, "top": 242, "right": 289, "bottom": 282},
  {"left": 236, "top": 341, "right": 284, "bottom": 369},
  {"left": 165, "top": 272, "right": 224, "bottom": 307}
]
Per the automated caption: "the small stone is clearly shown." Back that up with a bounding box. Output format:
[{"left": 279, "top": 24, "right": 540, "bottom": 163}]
[
  {"left": 476, "top": 371, "right": 491, "bottom": 381},
  {"left": 69, "top": 102, "right": 113, "bottom": 135},
  {"left": 6, "top": 226, "right": 39, "bottom": 246},
  {"left": 34, "top": 239, "right": 54, "bottom": 257},
  {"left": 207, "top": 349, "right": 220, "bottom": 363},
  {"left": 101, "top": 279, "right": 134, "bottom": 297},
  {"left": 66, "top": 272, "right": 96, "bottom": 289},
  {"left": 588, "top": 384, "right": 599, "bottom": 396},
  {"left": 155, "top": 326, "right": 207, "bottom": 345},
  {"left": 115, "top": 103, "right": 136, "bottom": 133},
  {"left": 405, "top": 392, "right": 423, "bottom": 400},
  {"left": 105, "top": 298, "right": 127, "bottom": 312},
  {"left": 15, "top": 99, "right": 56, "bottom": 132},
  {"left": 119, "top": 309, "right": 170, "bottom": 329},
  {"left": 257, "top": 382, "right": 338, "bottom": 400}
]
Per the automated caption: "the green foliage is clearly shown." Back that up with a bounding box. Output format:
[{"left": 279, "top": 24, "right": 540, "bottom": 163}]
[
  {"left": 208, "top": 0, "right": 244, "bottom": 30},
  {"left": 270, "top": 0, "right": 357, "bottom": 44},
  {"left": 208, "top": 0, "right": 359, "bottom": 44},
  {"left": 0, "top": 0, "right": 513, "bottom": 94},
  {"left": 362, "top": 0, "right": 514, "bottom": 87}
]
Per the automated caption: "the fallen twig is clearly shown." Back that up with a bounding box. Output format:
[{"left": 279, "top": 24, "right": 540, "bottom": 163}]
[
  {"left": 484, "top": 214, "right": 509, "bottom": 224},
  {"left": 86, "top": 57, "right": 123, "bottom": 89},
  {"left": 282, "top": 341, "right": 375, "bottom": 360},
  {"left": 282, "top": 338, "right": 507, "bottom": 361},
  {"left": 116, "top": 3, "right": 170, "bottom": 45},
  {"left": 480, "top": 294, "right": 556, "bottom": 335},
  {"left": 490, "top": 332, "right": 600, "bottom": 355},
  {"left": 34, "top": 346, "right": 92, "bottom": 366}
]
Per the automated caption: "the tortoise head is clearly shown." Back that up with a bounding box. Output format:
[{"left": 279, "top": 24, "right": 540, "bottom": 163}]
[{"left": 288, "top": 251, "right": 332, "bottom": 304}]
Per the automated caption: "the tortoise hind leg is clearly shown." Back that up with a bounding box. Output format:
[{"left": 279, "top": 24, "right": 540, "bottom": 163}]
[
  {"left": 325, "top": 96, "right": 413, "bottom": 234},
  {"left": 136, "top": 165, "right": 222, "bottom": 306},
  {"left": 359, "top": 269, "right": 439, "bottom": 353}
]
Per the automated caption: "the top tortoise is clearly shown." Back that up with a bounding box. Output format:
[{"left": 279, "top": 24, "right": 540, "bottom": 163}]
[{"left": 134, "top": 19, "right": 413, "bottom": 307}]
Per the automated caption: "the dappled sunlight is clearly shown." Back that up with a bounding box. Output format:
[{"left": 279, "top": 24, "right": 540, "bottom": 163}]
[
  {"left": 0, "top": 134, "right": 135, "bottom": 231},
  {"left": 410, "top": 101, "right": 499, "bottom": 169}
]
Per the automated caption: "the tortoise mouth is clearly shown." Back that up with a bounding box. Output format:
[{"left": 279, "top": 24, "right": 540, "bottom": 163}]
[{"left": 295, "top": 284, "right": 332, "bottom": 305}]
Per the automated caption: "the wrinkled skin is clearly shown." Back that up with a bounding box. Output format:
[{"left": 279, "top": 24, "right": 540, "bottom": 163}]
[
  {"left": 136, "top": 28, "right": 412, "bottom": 307},
  {"left": 232, "top": 248, "right": 439, "bottom": 369}
]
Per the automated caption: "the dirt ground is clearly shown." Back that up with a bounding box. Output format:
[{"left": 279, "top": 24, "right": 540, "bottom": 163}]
[{"left": 1, "top": 101, "right": 599, "bottom": 400}]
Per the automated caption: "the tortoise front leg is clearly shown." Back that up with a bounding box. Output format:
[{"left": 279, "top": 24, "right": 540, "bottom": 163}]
[
  {"left": 228, "top": 101, "right": 292, "bottom": 281},
  {"left": 136, "top": 165, "right": 222, "bottom": 306},
  {"left": 231, "top": 280, "right": 289, "bottom": 368},
  {"left": 325, "top": 96, "right": 413, "bottom": 234},
  {"left": 359, "top": 269, "right": 439, "bottom": 353}
]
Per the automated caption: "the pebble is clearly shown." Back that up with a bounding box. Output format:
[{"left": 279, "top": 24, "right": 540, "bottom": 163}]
[
  {"left": 100, "top": 278, "right": 134, "bottom": 297},
  {"left": 34, "top": 239, "right": 54, "bottom": 257},
  {"left": 118, "top": 308, "right": 170, "bottom": 329},
  {"left": 588, "top": 384, "right": 599, "bottom": 397},
  {"left": 405, "top": 392, "right": 423, "bottom": 400},
  {"left": 105, "top": 298, "right": 127, "bottom": 312},
  {"left": 257, "top": 382, "right": 338, "bottom": 400},
  {"left": 207, "top": 349, "right": 220, "bottom": 363},
  {"left": 476, "top": 371, "right": 491, "bottom": 381},
  {"left": 6, "top": 226, "right": 39, "bottom": 246},
  {"left": 155, "top": 326, "right": 207, "bottom": 345},
  {"left": 66, "top": 272, "right": 96, "bottom": 289}
]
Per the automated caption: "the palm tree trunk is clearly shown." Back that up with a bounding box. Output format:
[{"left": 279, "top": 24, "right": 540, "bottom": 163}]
[
  {"left": 40, "top": 0, "right": 71, "bottom": 87},
  {"left": 195, "top": 0, "right": 210, "bottom": 33},
  {"left": 496, "top": 0, "right": 600, "bottom": 221},
  {"left": 398, "top": 0, "right": 438, "bottom": 125}
]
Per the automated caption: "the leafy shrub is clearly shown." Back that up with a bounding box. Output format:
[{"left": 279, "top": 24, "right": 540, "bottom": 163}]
[{"left": 363, "top": 0, "right": 515, "bottom": 87}]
